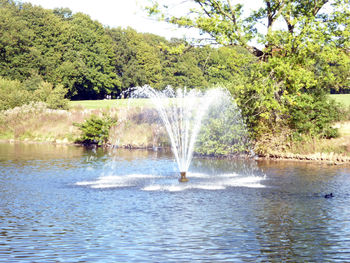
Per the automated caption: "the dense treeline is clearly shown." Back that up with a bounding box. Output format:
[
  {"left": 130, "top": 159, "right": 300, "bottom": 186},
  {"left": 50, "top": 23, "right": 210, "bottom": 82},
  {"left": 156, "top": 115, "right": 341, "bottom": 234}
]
[{"left": 0, "top": 0, "right": 244, "bottom": 101}]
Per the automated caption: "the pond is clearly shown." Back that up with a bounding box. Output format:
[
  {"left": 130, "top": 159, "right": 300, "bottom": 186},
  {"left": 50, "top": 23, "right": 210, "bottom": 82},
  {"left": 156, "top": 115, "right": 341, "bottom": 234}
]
[{"left": 1, "top": 142, "right": 350, "bottom": 262}]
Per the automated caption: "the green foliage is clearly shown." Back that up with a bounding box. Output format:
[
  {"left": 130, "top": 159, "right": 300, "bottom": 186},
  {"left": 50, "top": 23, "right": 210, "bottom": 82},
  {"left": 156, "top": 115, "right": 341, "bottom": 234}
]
[
  {"left": 148, "top": 0, "right": 349, "bottom": 146},
  {"left": 194, "top": 92, "right": 253, "bottom": 156},
  {"left": 0, "top": 77, "right": 32, "bottom": 110},
  {"left": 108, "top": 27, "right": 165, "bottom": 90},
  {"left": 45, "top": 84, "right": 70, "bottom": 110},
  {"left": 0, "top": 76, "right": 69, "bottom": 110},
  {"left": 0, "top": 1, "right": 247, "bottom": 99},
  {"left": 75, "top": 114, "right": 117, "bottom": 146},
  {"left": 289, "top": 92, "right": 341, "bottom": 139},
  {"left": 64, "top": 13, "right": 120, "bottom": 99},
  {"left": 196, "top": 106, "right": 251, "bottom": 156},
  {"left": 227, "top": 59, "right": 343, "bottom": 141},
  {"left": 107, "top": 27, "right": 215, "bottom": 92},
  {"left": 0, "top": 1, "right": 120, "bottom": 100},
  {"left": 158, "top": 40, "right": 208, "bottom": 89}
]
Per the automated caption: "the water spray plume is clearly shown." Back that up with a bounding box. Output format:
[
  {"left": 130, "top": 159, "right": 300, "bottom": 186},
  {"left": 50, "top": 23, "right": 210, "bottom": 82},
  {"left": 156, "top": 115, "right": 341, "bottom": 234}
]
[{"left": 131, "top": 86, "right": 250, "bottom": 182}]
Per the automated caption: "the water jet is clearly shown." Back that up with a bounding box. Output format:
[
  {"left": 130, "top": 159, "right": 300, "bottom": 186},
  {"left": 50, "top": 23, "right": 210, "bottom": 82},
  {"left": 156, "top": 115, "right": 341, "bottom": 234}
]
[{"left": 131, "top": 86, "right": 250, "bottom": 183}]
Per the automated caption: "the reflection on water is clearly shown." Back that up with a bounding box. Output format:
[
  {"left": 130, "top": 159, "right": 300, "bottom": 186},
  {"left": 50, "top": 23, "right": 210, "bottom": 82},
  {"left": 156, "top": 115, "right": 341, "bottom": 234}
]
[{"left": 1, "top": 143, "right": 350, "bottom": 262}]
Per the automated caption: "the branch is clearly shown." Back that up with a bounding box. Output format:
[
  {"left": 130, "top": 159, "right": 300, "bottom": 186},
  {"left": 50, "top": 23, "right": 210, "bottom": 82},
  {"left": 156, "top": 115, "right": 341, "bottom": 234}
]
[
  {"left": 266, "top": 0, "right": 286, "bottom": 30},
  {"left": 282, "top": 10, "right": 294, "bottom": 34},
  {"left": 226, "top": 0, "right": 237, "bottom": 25},
  {"left": 208, "top": 0, "right": 237, "bottom": 24},
  {"left": 197, "top": 1, "right": 212, "bottom": 18},
  {"left": 312, "top": 0, "right": 328, "bottom": 16}
]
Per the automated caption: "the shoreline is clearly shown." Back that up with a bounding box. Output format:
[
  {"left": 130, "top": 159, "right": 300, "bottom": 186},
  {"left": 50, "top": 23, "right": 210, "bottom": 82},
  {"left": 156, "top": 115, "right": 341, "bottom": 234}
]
[
  {"left": 257, "top": 154, "right": 350, "bottom": 166},
  {"left": 1, "top": 139, "right": 349, "bottom": 165}
]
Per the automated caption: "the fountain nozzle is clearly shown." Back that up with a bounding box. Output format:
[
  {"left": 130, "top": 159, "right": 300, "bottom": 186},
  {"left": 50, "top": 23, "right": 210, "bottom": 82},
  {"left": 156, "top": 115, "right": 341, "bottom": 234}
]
[{"left": 179, "top": 171, "right": 189, "bottom": 182}]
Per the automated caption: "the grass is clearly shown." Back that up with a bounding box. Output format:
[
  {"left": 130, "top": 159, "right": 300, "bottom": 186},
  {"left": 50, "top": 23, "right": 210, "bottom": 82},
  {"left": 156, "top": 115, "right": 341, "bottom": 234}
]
[
  {"left": 0, "top": 101, "right": 166, "bottom": 148},
  {"left": 0, "top": 102, "right": 90, "bottom": 142},
  {"left": 69, "top": 98, "right": 182, "bottom": 110},
  {"left": 73, "top": 95, "right": 350, "bottom": 110},
  {"left": 330, "top": 94, "right": 350, "bottom": 107},
  {"left": 70, "top": 98, "right": 153, "bottom": 109}
]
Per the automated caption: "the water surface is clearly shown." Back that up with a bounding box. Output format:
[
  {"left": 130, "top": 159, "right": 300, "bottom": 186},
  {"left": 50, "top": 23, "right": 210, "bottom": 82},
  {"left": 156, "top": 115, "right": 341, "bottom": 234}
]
[{"left": 1, "top": 143, "right": 350, "bottom": 262}]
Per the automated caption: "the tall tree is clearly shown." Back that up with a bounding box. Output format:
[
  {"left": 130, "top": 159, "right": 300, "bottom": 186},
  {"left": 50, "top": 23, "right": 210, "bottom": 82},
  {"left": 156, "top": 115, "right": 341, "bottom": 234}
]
[
  {"left": 0, "top": 0, "right": 36, "bottom": 80},
  {"left": 62, "top": 13, "right": 120, "bottom": 99},
  {"left": 158, "top": 40, "right": 208, "bottom": 88},
  {"left": 148, "top": 0, "right": 349, "bottom": 142},
  {"left": 107, "top": 27, "right": 163, "bottom": 91}
]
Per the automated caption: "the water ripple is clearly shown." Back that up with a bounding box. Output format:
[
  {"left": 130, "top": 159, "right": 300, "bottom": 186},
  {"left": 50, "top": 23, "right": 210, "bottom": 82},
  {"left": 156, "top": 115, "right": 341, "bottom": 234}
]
[{"left": 2, "top": 144, "right": 350, "bottom": 262}]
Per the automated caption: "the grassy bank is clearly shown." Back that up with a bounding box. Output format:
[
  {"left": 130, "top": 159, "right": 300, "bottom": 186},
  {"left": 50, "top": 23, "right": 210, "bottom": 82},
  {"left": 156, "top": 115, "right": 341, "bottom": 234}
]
[
  {"left": 0, "top": 102, "right": 168, "bottom": 148},
  {"left": 1, "top": 98, "right": 350, "bottom": 164}
]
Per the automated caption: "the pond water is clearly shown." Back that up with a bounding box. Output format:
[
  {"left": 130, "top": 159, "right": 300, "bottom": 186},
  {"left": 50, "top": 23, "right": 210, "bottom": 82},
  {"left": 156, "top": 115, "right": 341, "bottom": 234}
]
[{"left": 1, "top": 143, "right": 350, "bottom": 262}]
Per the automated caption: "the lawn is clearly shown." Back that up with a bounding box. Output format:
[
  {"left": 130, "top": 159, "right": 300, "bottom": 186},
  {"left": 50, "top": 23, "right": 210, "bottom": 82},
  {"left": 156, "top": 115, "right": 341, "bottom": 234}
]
[
  {"left": 330, "top": 94, "right": 350, "bottom": 107},
  {"left": 69, "top": 98, "right": 152, "bottom": 109},
  {"left": 71, "top": 94, "right": 350, "bottom": 110},
  {"left": 69, "top": 98, "right": 183, "bottom": 109}
]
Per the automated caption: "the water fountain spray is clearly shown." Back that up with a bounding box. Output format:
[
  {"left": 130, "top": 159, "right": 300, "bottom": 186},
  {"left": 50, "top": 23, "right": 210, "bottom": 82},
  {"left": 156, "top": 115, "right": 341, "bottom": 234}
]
[{"left": 132, "top": 86, "right": 247, "bottom": 182}]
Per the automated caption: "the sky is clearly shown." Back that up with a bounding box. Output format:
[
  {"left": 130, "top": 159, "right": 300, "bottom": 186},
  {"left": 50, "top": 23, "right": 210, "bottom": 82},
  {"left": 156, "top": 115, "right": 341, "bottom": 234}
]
[
  {"left": 23, "top": 0, "right": 264, "bottom": 41},
  {"left": 22, "top": 0, "right": 200, "bottom": 40}
]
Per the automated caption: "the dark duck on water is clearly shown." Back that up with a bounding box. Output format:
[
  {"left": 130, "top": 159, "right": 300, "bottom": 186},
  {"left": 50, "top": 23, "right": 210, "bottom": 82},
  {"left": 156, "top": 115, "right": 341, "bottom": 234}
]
[{"left": 324, "top": 193, "right": 334, "bottom": 198}]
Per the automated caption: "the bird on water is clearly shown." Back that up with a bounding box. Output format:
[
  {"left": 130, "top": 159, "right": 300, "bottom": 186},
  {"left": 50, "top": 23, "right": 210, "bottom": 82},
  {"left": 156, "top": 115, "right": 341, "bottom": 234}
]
[{"left": 324, "top": 193, "right": 334, "bottom": 198}]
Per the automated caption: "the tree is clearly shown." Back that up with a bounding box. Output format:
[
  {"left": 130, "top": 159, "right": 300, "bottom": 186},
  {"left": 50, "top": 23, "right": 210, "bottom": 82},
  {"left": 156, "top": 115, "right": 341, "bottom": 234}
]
[
  {"left": 197, "top": 45, "right": 254, "bottom": 85},
  {"left": 148, "top": 0, "right": 349, "bottom": 142},
  {"left": 107, "top": 27, "right": 163, "bottom": 91},
  {"left": 158, "top": 40, "right": 208, "bottom": 89},
  {"left": 62, "top": 13, "right": 121, "bottom": 99},
  {"left": 0, "top": 2, "right": 121, "bottom": 100},
  {"left": 148, "top": 1, "right": 349, "bottom": 59},
  {"left": 0, "top": 0, "right": 37, "bottom": 80},
  {"left": 17, "top": 3, "right": 72, "bottom": 85}
]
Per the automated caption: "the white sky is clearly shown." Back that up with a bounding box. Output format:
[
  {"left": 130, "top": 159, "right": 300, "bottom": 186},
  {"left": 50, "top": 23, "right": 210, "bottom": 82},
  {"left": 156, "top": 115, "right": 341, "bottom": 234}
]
[
  {"left": 22, "top": 0, "right": 198, "bottom": 39},
  {"left": 22, "top": 0, "right": 264, "bottom": 40}
]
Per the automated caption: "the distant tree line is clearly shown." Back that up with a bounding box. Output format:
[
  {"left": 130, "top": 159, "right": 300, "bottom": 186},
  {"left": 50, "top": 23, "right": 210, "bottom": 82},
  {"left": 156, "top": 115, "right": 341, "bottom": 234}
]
[{"left": 0, "top": 0, "right": 247, "bottom": 100}]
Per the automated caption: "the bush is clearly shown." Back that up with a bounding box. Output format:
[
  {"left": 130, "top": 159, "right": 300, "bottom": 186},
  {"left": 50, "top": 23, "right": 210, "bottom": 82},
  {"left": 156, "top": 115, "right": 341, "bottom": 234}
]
[
  {"left": 75, "top": 114, "right": 117, "bottom": 146},
  {"left": 42, "top": 84, "right": 69, "bottom": 110},
  {"left": 0, "top": 77, "right": 32, "bottom": 110},
  {"left": 289, "top": 92, "right": 341, "bottom": 139},
  {"left": 32, "top": 81, "right": 69, "bottom": 110},
  {"left": 195, "top": 96, "right": 252, "bottom": 157},
  {"left": 0, "top": 76, "right": 69, "bottom": 111}
]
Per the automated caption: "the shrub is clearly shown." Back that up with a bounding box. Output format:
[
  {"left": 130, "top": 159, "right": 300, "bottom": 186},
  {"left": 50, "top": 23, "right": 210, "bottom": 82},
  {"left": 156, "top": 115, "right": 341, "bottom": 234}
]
[
  {"left": 33, "top": 82, "right": 69, "bottom": 110},
  {"left": 0, "top": 77, "right": 32, "bottom": 110},
  {"left": 289, "top": 92, "right": 341, "bottom": 139},
  {"left": 0, "top": 76, "right": 69, "bottom": 111},
  {"left": 75, "top": 114, "right": 117, "bottom": 146},
  {"left": 195, "top": 97, "right": 252, "bottom": 157},
  {"left": 45, "top": 84, "right": 69, "bottom": 110}
]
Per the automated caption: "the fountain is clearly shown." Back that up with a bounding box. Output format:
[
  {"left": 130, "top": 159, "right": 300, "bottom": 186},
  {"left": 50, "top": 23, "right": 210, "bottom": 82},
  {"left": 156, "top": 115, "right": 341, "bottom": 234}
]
[{"left": 131, "top": 86, "right": 250, "bottom": 182}]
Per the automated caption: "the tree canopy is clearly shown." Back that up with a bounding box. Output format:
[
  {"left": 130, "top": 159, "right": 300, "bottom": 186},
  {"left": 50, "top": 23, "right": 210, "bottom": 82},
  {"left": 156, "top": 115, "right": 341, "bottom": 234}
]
[
  {"left": 147, "top": 0, "right": 349, "bottom": 143},
  {"left": 0, "top": 0, "right": 242, "bottom": 99}
]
